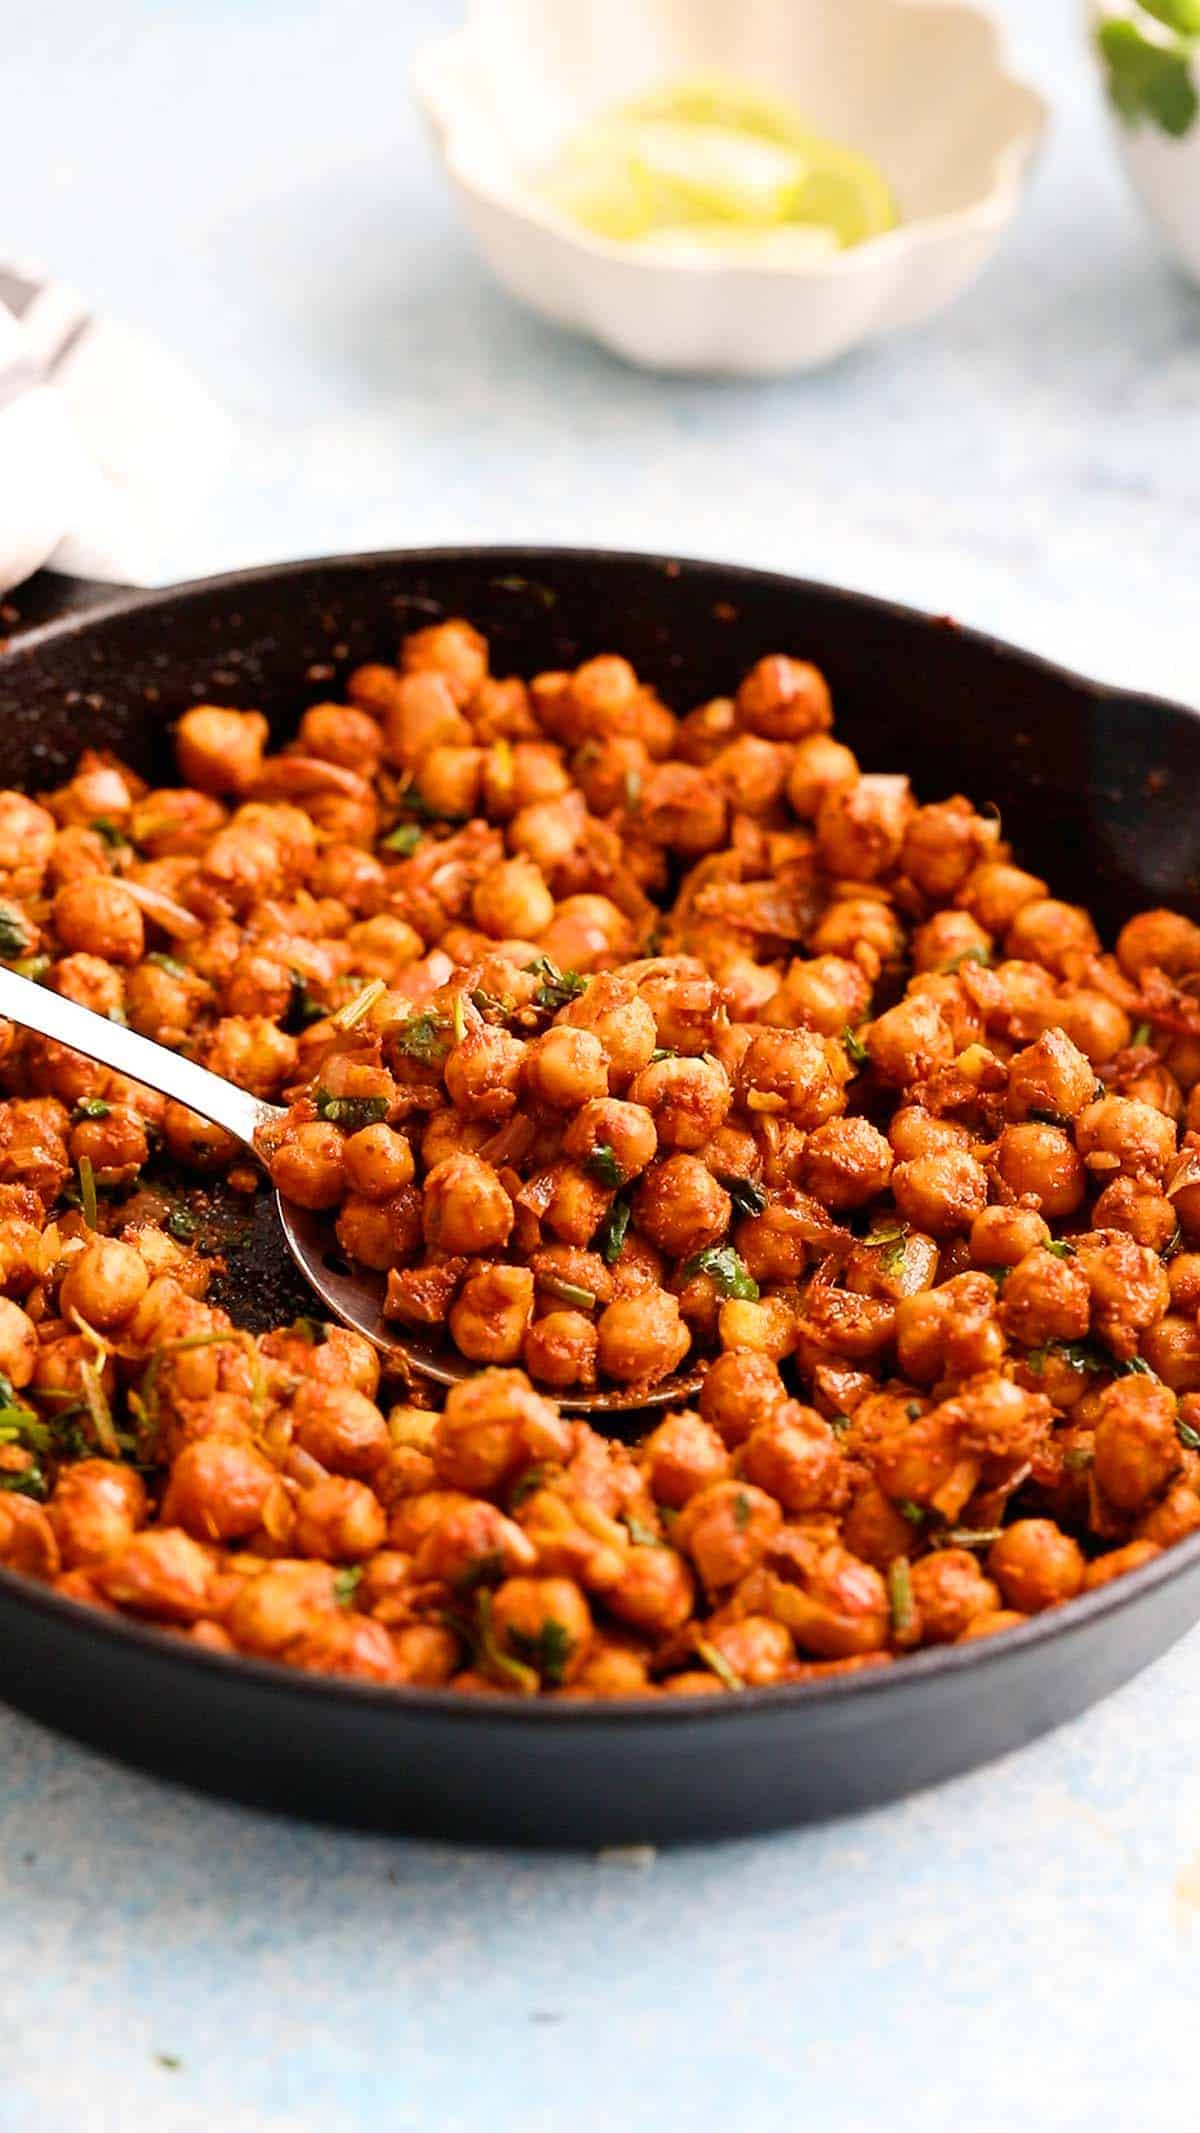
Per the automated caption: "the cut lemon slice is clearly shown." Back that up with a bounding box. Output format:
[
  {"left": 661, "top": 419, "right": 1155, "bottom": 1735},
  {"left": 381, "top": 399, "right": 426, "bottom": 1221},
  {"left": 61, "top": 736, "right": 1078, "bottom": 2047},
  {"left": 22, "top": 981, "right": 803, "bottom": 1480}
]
[
  {"left": 608, "top": 118, "right": 806, "bottom": 226},
  {"left": 791, "top": 148, "right": 899, "bottom": 248}
]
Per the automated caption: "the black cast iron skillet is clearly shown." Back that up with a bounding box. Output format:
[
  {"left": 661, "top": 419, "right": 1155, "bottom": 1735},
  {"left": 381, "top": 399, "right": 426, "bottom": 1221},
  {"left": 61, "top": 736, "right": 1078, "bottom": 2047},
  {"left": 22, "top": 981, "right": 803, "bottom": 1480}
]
[{"left": 1, "top": 545, "right": 1199, "bottom": 1848}]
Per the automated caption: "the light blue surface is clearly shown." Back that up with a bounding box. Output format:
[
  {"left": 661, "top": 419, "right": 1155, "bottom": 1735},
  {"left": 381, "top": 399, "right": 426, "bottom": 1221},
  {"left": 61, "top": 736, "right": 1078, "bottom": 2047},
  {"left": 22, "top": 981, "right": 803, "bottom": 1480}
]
[{"left": 3, "top": 3, "right": 1200, "bottom": 2128}]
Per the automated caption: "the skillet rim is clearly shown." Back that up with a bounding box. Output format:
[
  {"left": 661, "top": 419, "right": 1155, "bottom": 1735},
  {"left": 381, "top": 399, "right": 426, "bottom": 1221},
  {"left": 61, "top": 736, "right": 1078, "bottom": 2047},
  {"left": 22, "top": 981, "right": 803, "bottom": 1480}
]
[{"left": 3, "top": 540, "right": 1199, "bottom": 1734}]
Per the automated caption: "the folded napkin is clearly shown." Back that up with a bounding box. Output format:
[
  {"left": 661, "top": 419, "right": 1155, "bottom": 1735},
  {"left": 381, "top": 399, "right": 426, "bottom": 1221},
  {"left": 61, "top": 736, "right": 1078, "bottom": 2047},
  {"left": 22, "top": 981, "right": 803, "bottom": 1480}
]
[{"left": 0, "top": 261, "right": 229, "bottom": 595}]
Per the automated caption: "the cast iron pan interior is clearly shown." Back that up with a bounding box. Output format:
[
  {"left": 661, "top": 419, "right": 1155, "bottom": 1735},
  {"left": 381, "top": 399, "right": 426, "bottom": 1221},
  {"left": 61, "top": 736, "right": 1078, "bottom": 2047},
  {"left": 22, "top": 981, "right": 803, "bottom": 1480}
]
[{"left": 0, "top": 546, "right": 1198, "bottom": 1846}]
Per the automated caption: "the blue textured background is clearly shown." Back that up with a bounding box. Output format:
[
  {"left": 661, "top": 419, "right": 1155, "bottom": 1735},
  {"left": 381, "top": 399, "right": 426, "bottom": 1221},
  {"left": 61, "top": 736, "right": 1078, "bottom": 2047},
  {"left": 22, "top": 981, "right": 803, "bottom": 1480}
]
[{"left": 3, "top": 4, "right": 1200, "bottom": 2127}]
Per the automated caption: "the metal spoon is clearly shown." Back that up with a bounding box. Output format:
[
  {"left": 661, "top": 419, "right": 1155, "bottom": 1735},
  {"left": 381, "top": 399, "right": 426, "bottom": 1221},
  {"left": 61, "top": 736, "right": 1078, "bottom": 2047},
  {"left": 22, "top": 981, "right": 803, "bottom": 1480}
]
[{"left": 0, "top": 966, "right": 699, "bottom": 1415}]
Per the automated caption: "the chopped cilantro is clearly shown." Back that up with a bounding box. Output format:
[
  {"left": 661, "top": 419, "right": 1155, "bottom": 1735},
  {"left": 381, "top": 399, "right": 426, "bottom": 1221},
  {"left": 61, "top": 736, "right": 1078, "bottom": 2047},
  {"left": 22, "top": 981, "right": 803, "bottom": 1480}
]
[
  {"left": 987, "top": 1265, "right": 1012, "bottom": 1291},
  {"left": 11, "top": 956, "right": 49, "bottom": 982},
  {"left": 649, "top": 1046, "right": 677, "bottom": 1064},
  {"left": 508, "top": 1615, "right": 576, "bottom": 1687},
  {"left": 1044, "top": 1239, "right": 1076, "bottom": 1260},
  {"left": 905, "top": 1402, "right": 923, "bottom": 1421},
  {"left": 73, "top": 1097, "right": 111, "bottom": 1121},
  {"left": 586, "top": 1143, "right": 626, "bottom": 1189},
  {"left": 147, "top": 951, "right": 191, "bottom": 980},
  {"left": 888, "top": 1557, "right": 914, "bottom": 1636},
  {"left": 90, "top": 816, "right": 129, "bottom": 849},
  {"left": 165, "top": 1206, "right": 198, "bottom": 1244},
  {"left": 681, "top": 1244, "right": 758, "bottom": 1300},
  {"left": 841, "top": 1025, "right": 870, "bottom": 1068},
  {"left": 1130, "top": 1020, "right": 1153, "bottom": 1048},
  {"left": 381, "top": 821, "right": 423, "bottom": 856},
  {"left": 1027, "top": 1340, "right": 1156, "bottom": 1380},
  {"left": 897, "top": 1499, "right": 926, "bottom": 1526},
  {"left": 829, "top": 1413, "right": 852, "bottom": 1441},
  {"left": 732, "top": 1490, "right": 751, "bottom": 1531},
  {"left": 622, "top": 1516, "right": 665, "bottom": 1549},
  {"left": 593, "top": 1195, "right": 631, "bottom": 1266},
  {"left": 0, "top": 903, "right": 29, "bottom": 958},
  {"left": 1028, "top": 1108, "right": 1071, "bottom": 1130},
  {"left": 390, "top": 1009, "right": 450, "bottom": 1065},
  {"left": 509, "top": 1463, "right": 553, "bottom": 1509},
  {"left": 287, "top": 971, "right": 326, "bottom": 1029},
  {"left": 1178, "top": 1417, "right": 1200, "bottom": 1453},
  {"left": 939, "top": 945, "right": 991, "bottom": 973},
  {"left": 0, "top": 1463, "right": 47, "bottom": 1500},
  {"left": 539, "top": 1274, "right": 597, "bottom": 1312},
  {"left": 289, "top": 1316, "right": 329, "bottom": 1346},
  {"left": 1098, "top": 17, "right": 1199, "bottom": 137},
  {"left": 78, "top": 1155, "right": 98, "bottom": 1231},
  {"left": 723, "top": 1176, "right": 767, "bottom": 1219},
  {"left": 694, "top": 1638, "right": 744, "bottom": 1692},
  {"left": 314, "top": 1090, "right": 389, "bottom": 1131},
  {"left": 1064, "top": 1445, "right": 1094, "bottom": 1474},
  {"left": 526, "top": 958, "right": 588, "bottom": 1013},
  {"left": 333, "top": 1565, "right": 364, "bottom": 1607}
]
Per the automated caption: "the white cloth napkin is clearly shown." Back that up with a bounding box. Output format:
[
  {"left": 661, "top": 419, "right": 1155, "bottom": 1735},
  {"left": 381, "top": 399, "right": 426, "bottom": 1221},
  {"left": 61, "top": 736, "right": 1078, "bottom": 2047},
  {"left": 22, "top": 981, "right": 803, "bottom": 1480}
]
[{"left": 0, "top": 261, "right": 229, "bottom": 595}]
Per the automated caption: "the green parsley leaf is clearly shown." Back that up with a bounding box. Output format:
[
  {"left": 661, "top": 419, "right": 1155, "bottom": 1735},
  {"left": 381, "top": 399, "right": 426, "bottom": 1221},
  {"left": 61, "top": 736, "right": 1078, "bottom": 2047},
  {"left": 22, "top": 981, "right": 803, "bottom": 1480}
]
[
  {"left": 1139, "top": 1, "right": 1200, "bottom": 41},
  {"left": 0, "top": 903, "right": 29, "bottom": 958},
  {"left": 381, "top": 821, "right": 424, "bottom": 856},
  {"left": 165, "top": 1206, "right": 198, "bottom": 1244},
  {"left": 1097, "top": 17, "right": 1199, "bottom": 137},
  {"left": 287, "top": 971, "right": 326, "bottom": 1029},
  {"left": 938, "top": 944, "right": 992, "bottom": 973},
  {"left": 389, "top": 1010, "right": 450, "bottom": 1066},
  {"left": 863, "top": 1221, "right": 910, "bottom": 1278},
  {"left": 313, "top": 1090, "right": 389, "bottom": 1131},
  {"left": 987, "top": 1265, "right": 1012, "bottom": 1291},
  {"left": 621, "top": 1516, "right": 665, "bottom": 1549},
  {"left": 681, "top": 1243, "right": 759, "bottom": 1300},
  {"left": 526, "top": 958, "right": 588, "bottom": 1013},
  {"left": 90, "top": 816, "right": 130, "bottom": 850},
  {"left": 733, "top": 1490, "right": 752, "bottom": 1531},
  {"left": 1027, "top": 1339, "right": 1156, "bottom": 1380},
  {"left": 509, "top": 1463, "right": 553, "bottom": 1509},
  {"left": 841, "top": 1025, "right": 870, "bottom": 1068},
  {"left": 723, "top": 1175, "right": 767, "bottom": 1218},
  {"left": 1028, "top": 1108, "right": 1071, "bottom": 1130},
  {"left": 897, "top": 1499, "right": 926, "bottom": 1526},
  {"left": 888, "top": 1557, "right": 914, "bottom": 1636},
  {"left": 650, "top": 1046, "right": 677, "bottom": 1064},
  {"left": 73, "top": 1096, "right": 111, "bottom": 1121},
  {"left": 905, "top": 1402, "right": 923, "bottom": 1421},
  {"left": 829, "top": 1413, "right": 853, "bottom": 1441},
  {"left": 10, "top": 956, "right": 49, "bottom": 982},
  {"left": 1178, "top": 1417, "right": 1200, "bottom": 1452},
  {"left": 0, "top": 1462, "right": 47, "bottom": 1500},
  {"left": 333, "top": 1565, "right": 364, "bottom": 1608},
  {"left": 593, "top": 1195, "right": 632, "bottom": 1266},
  {"left": 694, "top": 1638, "right": 745, "bottom": 1692},
  {"left": 1064, "top": 1445, "right": 1094, "bottom": 1474},
  {"left": 1045, "top": 1239, "right": 1076, "bottom": 1260},
  {"left": 508, "top": 1615, "right": 576, "bottom": 1687},
  {"left": 586, "top": 1143, "right": 625, "bottom": 1189}
]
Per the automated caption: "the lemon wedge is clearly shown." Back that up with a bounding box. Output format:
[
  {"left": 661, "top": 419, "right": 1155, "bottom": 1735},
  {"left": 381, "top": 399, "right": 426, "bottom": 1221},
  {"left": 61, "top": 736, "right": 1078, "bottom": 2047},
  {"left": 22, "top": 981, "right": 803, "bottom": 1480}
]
[{"left": 538, "top": 75, "right": 899, "bottom": 254}]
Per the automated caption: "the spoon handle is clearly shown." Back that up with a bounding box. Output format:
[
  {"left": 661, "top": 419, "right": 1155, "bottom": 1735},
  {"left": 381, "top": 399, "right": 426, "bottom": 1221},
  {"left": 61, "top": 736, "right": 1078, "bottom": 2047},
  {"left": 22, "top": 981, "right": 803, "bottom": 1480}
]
[{"left": 0, "top": 966, "right": 278, "bottom": 1151}]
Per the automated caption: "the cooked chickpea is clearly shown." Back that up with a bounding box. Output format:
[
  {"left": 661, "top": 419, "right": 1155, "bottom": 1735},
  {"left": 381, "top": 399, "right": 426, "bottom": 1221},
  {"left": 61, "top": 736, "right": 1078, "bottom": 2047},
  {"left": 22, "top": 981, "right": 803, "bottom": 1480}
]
[
  {"left": 909, "top": 1550, "right": 1001, "bottom": 1644},
  {"left": 523, "top": 1027, "right": 609, "bottom": 1111},
  {"left": 642, "top": 1411, "right": 730, "bottom": 1508},
  {"left": 627, "top": 1053, "right": 731, "bottom": 1149},
  {"left": 175, "top": 706, "right": 270, "bottom": 795},
  {"left": 786, "top": 734, "right": 858, "bottom": 819},
  {"left": 736, "top": 656, "right": 832, "bottom": 741},
  {"left": 293, "top": 1476, "right": 386, "bottom": 1562},
  {"left": 738, "top": 1403, "right": 843, "bottom": 1514},
  {"left": 816, "top": 774, "right": 911, "bottom": 881},
  {"left": 957, "top": 861, "right": 1047, "bottom": 936},
  {"left": 522, "top": 1310, "right": 598, "bottom": 1389},
  {"left": 969, "top": 1204, "right": 1051, "bottom": 1268},
  {"left": 422, "top": 1154, "right": 513, "bottom": 1254},
  {"left": 596, "top": 1293, "right": 690, "bottom": 1386},
  {"left": 52, "top": 878, "right": 144, "bottom": 965},
  {"left": 1076, "top": 1096, "right": 1177, "bottom": 1180},
  {"left": 893, "top": 1149, "right": 988, "bottom": 1236},
  {"left": 269, "top": 1122, "right": 347, "bottom": 1211},
  {"left": 987, "top": 1520, "right": 1085, "bottom": 1612},
  {"left": 998, "top": 1247, "right": 1091, "bottom": 1346},
  {"left": 342, "top": 1122, "right": 415, "bottom": 1200},
  {"left": 449, "top": 1264, "right": 535, "bottom": 1365},
  {"left": 867, "top": 995, "right": 955, "bottom": 1087},
  {"left": 799, "top": 1117, "right": 893, "bottom": 1210},
  {"left": 993, "top": 1123, "right": 1087, "bottom": 1217},
  {"left": 59, "top": 1238, "right": 149, "bottom": 1331},
  {"left": 633, "top": 1155, "right": 730, "bottom": 1258},
  {"left": 1005, "top": 898, "right": 1099, "bottom": 975}
]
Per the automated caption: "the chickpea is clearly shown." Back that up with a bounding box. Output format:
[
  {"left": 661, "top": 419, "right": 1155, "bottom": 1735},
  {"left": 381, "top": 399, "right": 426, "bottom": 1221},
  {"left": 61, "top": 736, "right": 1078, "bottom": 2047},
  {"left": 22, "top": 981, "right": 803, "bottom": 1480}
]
[
  {"left": 345, "top": 914, "right": 424, "bottom": 982},
  {"left": 1169, "top": 1253, "right": 1200, "bottom": 1312},
  {"left": 902, "top": 797, "right": 997, "bottom": 902},
  {"left": 797, "top": 1116, "right": 892, "bottom": 1210},
  {"left": 816, "top": 774, "right": 911, "bottom": 881},
  {"left": 738, "top": 1402, "right": 843, "bottom": 1514},
  {"left": 1075, "top": 1096, "right": 1177, "bottom": 1180},
  {"left": 893, "top": 1149, "right": 988, "bottom": 1236},
  {"left": 402, "top": 618, "right": 488, "bottom": 706},
  {"left": 735, "top": 655, "right": 832, "bottom": 741},
  {"left": 708, "top": 735, "right": 788, "bottom": 818},
  {"left": 765, "top": 954, "right": 872, "bottom": 1039},
  {"left": 0, "top": 1296, "right": 37, "bottom": 1386},
  {"left": 956, "top": 861, "right": 1047, "bottom": 936},
  {"left": 911, "top": 910, "right": 992, "bottom": 976},
  {"left": 539, "top": 1164, "right": 614, "bottom": 1248},
  {"left": 432, "top": 1369, "right": 571, "bottom": 1493},
  {"left": 489, "top": 1575, "right": 592, "bottom": 1685},
  {"left": 957, "top": 1609, "right": 1029, "bottom": 1642},
  {"left": 605, "top": 1547, "right": 695, "bottom": 1636},
  {"left": 1073, "top": 1232, "right": 1169, "bottom": 1353},
  {"left": 626, "top": 1053, "right": 731, "bottom": 1151},
  {"left": 341, "top": 1122, "right": 415, "bottom": 1201},
  {"left": 449, "top": 1264, "right": 535, "bottom": 1365},
  {"left": 292, "top": 1476, "right": 386, "bottom": 1562},
  {"left": 735, "top": 1027, "right": 840, "bottom": 1128},
  {"left": 1116, "top": 909, "right": 1200, "bottom": 980},
  {"left": 422, "top": 1154, "right": 513, "bottom": 1254},
  {"left": 699, "top": 1616, "right": 794, "bottom": 1687},
  {"left": 1083, "top": 1538, "right": 1162, "bottom": 1591},
  {"left": 867, "top": 995, "right": 955, "bottom": 1087},
  {"left": 561, "top": 974, "right": 658, "bottom": 1082},
  {"left": 1139, "top": 1314, "right": 1200, "bottom": 1392},
  {"left": 998, "top": 1247, "right": 1091, "bottom": 1346},
  {"left": 1090, "top": 1177, "right": 1177, "bottom": 1253},
  {"left": 444, "top": 1024, "right": 526, "bottom": 1123},
  {"left": 175, "top": 706, "right": 270, "bottom": 795},
  {"left": 642, "top": 1411, "right": 730, "bottom": 1508},
  {"left": 0, "top": 792, "right": 57, "bottom": 898},
  {"left": 1038, "top": 989, "right": 1131, "bottom": 1065},
  {"left": 160, "top": 1439, "right": 285, "bottom": 1543},
  {"left": 1091, "top": 1376, "right": 1181, "bottom": 1513},
  {"left": 470, "top": 856, "right": 554, "bottom": 941},
  {"left": 1007, "top": 1028, "right": 1097, "bottom": 1123},
  {"left": 698, "top": 1351, "right": 788, "bottom": 1448},
  {"left": 413, "top": 1499, "right": 536, "bottom": 1587},
  {"left": 736, "top": 1194, "right": 824, "bottom": 1283},
  {"left": 539, "top": 894, "right": 632, "bottom": 974},
  {"left": 786, "top": 734, "right": 858, "bottom": 820},
  {"left": 291, "top": 1383, "right": 390, "bottom": 1476},
  {"left": 895, "top": 1273, "right": 1005, "bottom": 1383},
  {"left": 201, "top": 1016, "right": 298, "bottom": 1098},
  {"left": 94, "top": 1528, "right": 215, "bottom": 1622},
  {"left": 969, "top": 1204, "right": 1051, "bottom": 1268},
  {"left": 269, "top": 1122, "right": 347, "bottom": 1210},
  {"left": 1137, "top": 1483, "right": 1200, "bottom": 1548},
  {"left": 297, "top": 701, "right": 384, "bottom": 773},
  {"left": 633, "top": 1155, "right": 731, "bottom": 1258},
  {"left": 718, "top": 1293, "right": 799, "bottom": 1361},
  {"left": 760, "top": 1534, "right": 890, "bottom": 1658},
  {"left": 993, "top": 1123, "right": 1087, "bottom": 1217},
  {"left": 523, "top": 1027, "right": 609, "bottom": 1111},
  {"left": 987, "top": 1520, "right": 1085, "bottom": 1612},
  {"left": 52, "top": 877, "right": 144, "bottom": 966},
  {"left": 523, "top": 1310, "right": 598, "bottom": 1390},
  {"left": 59, "top": 1238, "right": 149, "bottom": 1331},
  {"left": 1005, "top": 898, "right": 1099, "bottom": 975},
  {"left": 674, "top": 1479, "right": 782, "bottom": 1589},
  {"left": 909, "top": 1550, "right": 1001, "bottom": 1644},
  {"left": 596, "top": 1293, "right": 690, "bottom": 1386},
  {"left": 676, "top": 696, "right": 737, "bottom": 765},
  {"left": 635, "top": 763, "right": 727, "bottom": 855},
  {"left": 48, "top": 1460, "right": 145, "bottom": 1569},
  {"left": 840, "top": 1482, "right": 915, "bottom": 1571}
]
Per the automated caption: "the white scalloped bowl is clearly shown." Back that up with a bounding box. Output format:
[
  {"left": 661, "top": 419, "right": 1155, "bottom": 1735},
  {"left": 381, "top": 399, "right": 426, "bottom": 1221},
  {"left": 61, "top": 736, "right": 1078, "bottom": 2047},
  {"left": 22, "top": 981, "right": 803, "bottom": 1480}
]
[
  {"left": 414, "top": 0, "right": 1048, "bottom": 374},
  {"left": 1087, "top": 0, "right": 1200, "bottom": 286}
]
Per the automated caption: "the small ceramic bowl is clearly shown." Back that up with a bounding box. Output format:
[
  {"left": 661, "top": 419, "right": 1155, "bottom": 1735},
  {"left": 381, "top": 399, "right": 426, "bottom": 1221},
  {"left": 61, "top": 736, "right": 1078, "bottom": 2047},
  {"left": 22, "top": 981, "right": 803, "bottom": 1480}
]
[
  {"left": 1087, "top": 0, "right": 1200, "bottom": 285},
  {"left": 414, "top": 0, "right": 1048, "bottom": 375}
]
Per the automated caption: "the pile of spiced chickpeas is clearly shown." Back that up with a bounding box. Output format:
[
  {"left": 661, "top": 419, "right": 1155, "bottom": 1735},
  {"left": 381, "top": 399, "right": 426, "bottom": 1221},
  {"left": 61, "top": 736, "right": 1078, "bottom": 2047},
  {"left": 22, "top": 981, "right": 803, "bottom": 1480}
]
[{"left": 1, "top": 615, "right": 1200, "bottom": 1696}]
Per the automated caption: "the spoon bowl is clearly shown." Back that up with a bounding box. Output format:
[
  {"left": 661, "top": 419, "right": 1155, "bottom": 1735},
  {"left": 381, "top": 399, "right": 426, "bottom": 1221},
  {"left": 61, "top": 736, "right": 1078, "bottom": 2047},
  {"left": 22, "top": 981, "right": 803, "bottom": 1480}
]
[{"left": 0, "top": 964, "right": 699, "bottom": 1416}]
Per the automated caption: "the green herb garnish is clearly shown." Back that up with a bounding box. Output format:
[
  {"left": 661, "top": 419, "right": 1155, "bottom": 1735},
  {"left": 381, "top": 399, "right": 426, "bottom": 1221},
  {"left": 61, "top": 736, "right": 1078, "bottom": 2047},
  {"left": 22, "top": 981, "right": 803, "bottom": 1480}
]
[
  {"left": 390, "top": 1009, "right": 451, "bottom": 1065},
  {"left": 694, "top": 1638, "right": 744, "bottom": 1692},
  {"left": 526, "top": 958, "right": 588, "bottom": 1013},
  {"left": 147, "top": 951, "right": 191, "bottom": 980},
  {"left": 333, "top": 1565, "right": 364, "bottom": 1608},
  {"left": 586, "top": 1143, "right": 626, "bottom": 1189},
  {"left": 888, "top": 1557, "right": 914, "bottom": 1636},
  {"left": 1027, "top": 1340, "right": 1156, "bottom": 1379},
  {"left": 539, "top": 1274, "right": 597, "bottom": 1312},
  {"left": 165, "top": 1206, "right": 198, "bottom": 1244},
  {"left": 863, "top": 1221, "right": 909, "bottom": 1278},
  {"left": 723, "top": 1176, "right": 767, "bottom": 1218},
  {"left": 73, "top": 1096, "right": 111, "bottom": 1121},
  {"left": 287, "top": 971, "right": 326, "bottom": 1028},
  {"left": 829, "top": 1413, "right": 853, "bottom": 1441},
  {"left": 78, "top": 1155, "right": 98, "bottom": 1230},
  {"left": 313, "top": 1090, "right": 390, "bottom": 1131},
  {"left": 939, "top": 945, "right": 991, "bottom": 973},
  {"left": 381, "top": 822, "right": 424, "bottom": 856},
  {"left": 0, "top": 904, "right": 29, "bottom": 958},
  {"left": 1045, "top": 1239, "right": 1076, "bottom": 1260},
  {"left": 1097, "top": 16, "right": 1199, "bottom": 138},
  {"left": 732, "top": 1490, "right": 751, "bottom": 1531},
  {"left": 841, "top": 1025, "right": 870, "bottom": 1068},
  {"left": 622, "top": 1516, "right": 665, "bottom": 1549},
  {"left": 509, "top": 1463, "right": 553, "bottom": 1509},
  {"left": 1130, "top": 1020, "right": 1153, "bottom": 1048},
  {"left": 650, "top": 1047, "right": 677, "bottom": 1064},
  {"left": 681, "top": 1244, "right": 758, "bottom": 1300},
  {"left": 0, "top": 1463, "right": 47, "bottom": 1500},
  {"left": 90, "top": 816, "right": 129, "bottom": 850},
  {"left": 594, "top": 1195, "right": 631, "bottom": 1265},
  {"left": 508, "top": 1614, "right": 576, "bottom": 1688},
  {"left": 945, "top": 1527, "right": 1004, "bottom": 1549},
  {"left": 897, "top": 1499, "right": 926, "bottom": 1526},
  {"left": 1028, "top": 1108, "right": 1071, "bottom": 1130},
  {"left": 1178, "top": 1417, "right": 1200, "bottom": 1452},
  {"left": 11, "top": 956, "right": 49, "bottom": 982},
  {"left": 905, "top": 1402, "right": 922, "bottom": 1421}
]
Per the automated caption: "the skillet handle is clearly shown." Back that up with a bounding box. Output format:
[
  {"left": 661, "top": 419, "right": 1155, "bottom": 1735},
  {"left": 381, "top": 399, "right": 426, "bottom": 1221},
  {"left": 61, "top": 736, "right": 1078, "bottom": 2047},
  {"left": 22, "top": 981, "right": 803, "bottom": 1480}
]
[{"left": 1, "top": 571, "right": 139, "bottom": 643}]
